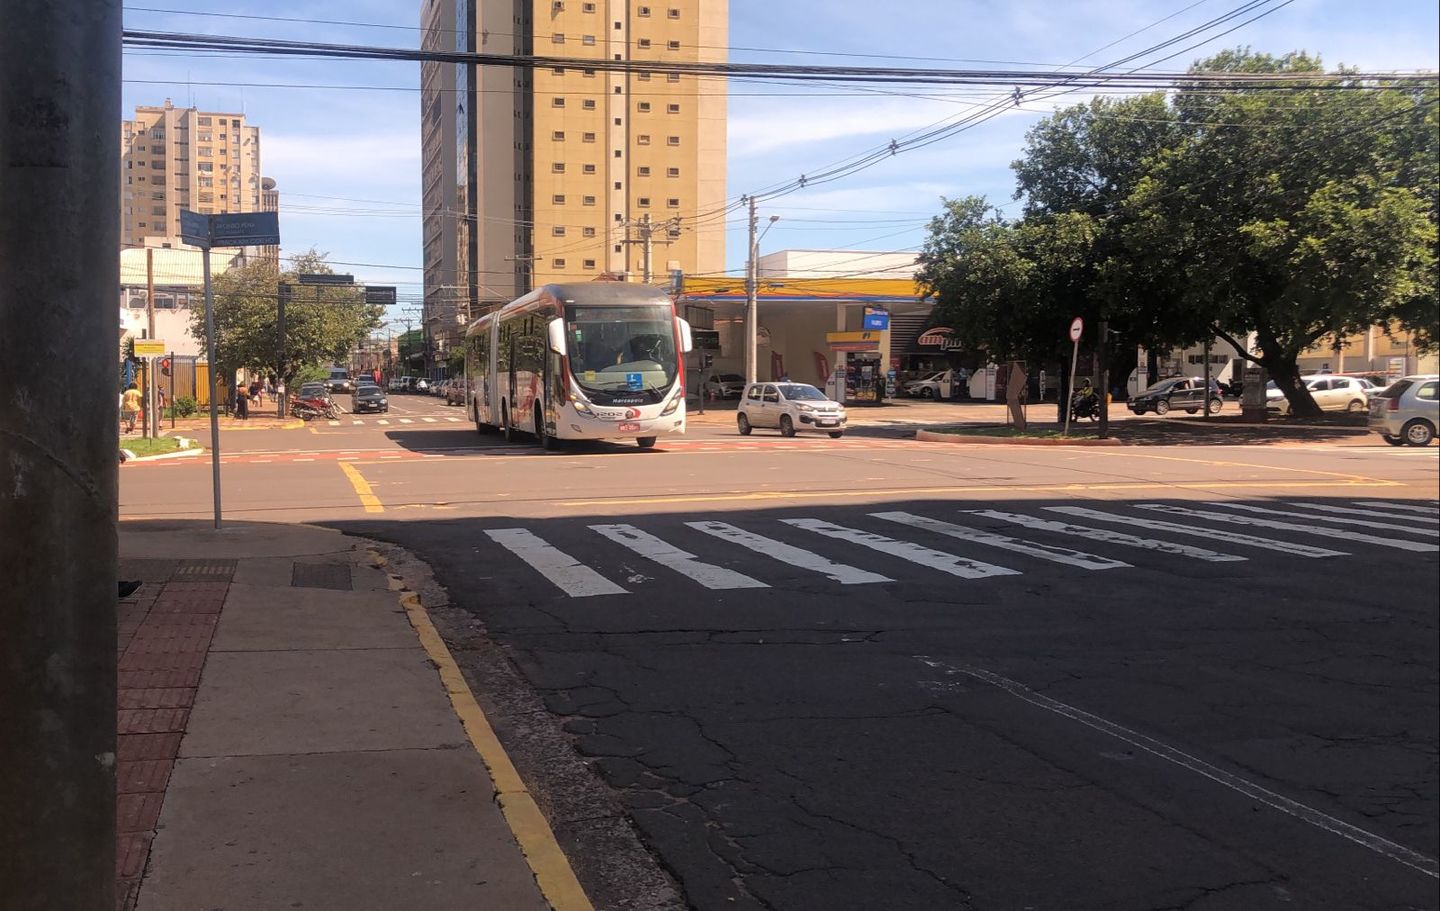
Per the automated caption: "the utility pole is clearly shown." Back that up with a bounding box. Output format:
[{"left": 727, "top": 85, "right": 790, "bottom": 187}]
[
  {"left": 744, "top": 197, "right": 759, "bottom": 384},
  {"left": 1, "top": 1, "right": 120, "bottom": 908},
  {"left": 276, "top": 282, "right": 289, "bottom": 417},
  {"left": 146, "top": 248, "right": 157, "bottom": 438},
  {"left": 621, "top": 214, "right": 681, "bottom": 285},
  {"left": 1096, "top": 317, "right": 1110, "bottom": 439}
]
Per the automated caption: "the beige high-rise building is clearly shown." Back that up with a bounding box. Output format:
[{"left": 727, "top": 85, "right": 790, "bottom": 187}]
[
  {"left": 120, "top": 101, "right": 277, "bottom": 263},
  {"left": 422, "top": 0, "right": 727, "bottom": 330}
]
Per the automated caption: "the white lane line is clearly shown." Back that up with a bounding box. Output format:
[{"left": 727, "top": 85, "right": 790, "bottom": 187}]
[
  {"left": 686, "top": 521, "right": 892, "bottom": 585},
  {"left": 590, "top": 524, "right": 768, "bottom": 590},
  {"left": 1284, "top": 502, "right": 1438, "bottom": 523},
  {"left": 423, "top": 417, "right": 438, "bottom": 423},
  {"left": 918, "top": 657, "right": 1440, "bottom": 881},
  {"left": 1213, "top": 502, "right": 1439, "bottom": 537},
  {"left": 376, "top": 419, "right": 390, "bottom": 426},
  {"left": 1353, "top": 500, "right": 1440, "bottom": 516},
  {"left": 446, "top": 417, "right": 462, "bottom": 422},
  {"left": 351, "top": 420, "right": 363, "bottom": 426},
  {"left": 485, "top": 528, "right": 627, "bottom": 597},
  {"left": 399, "top": 418, "right": 414, "bottom": 424},
  {"left": 969, "top": 509, "right": 1246, "bottom": 563},
  {"left": 381, "top": 455, "right": 403, "bottom": 460},
  {"left": 872, "top": 512, "right": 1130, "bottom": 571},
  {"left": 1046, "top": 507, "right": 1345, "bottom": 558},
  {"left": 1138, "top": 504, "right": 1438, "bottom": 554},
  {"left": 782, "top": 518, "right": 1018, "bottom": 580},
  {"left": 293, "top": 458, "right": 315, "bottom": 462},
  {"left": 327, "top": 420, "right": 340, "bottom": 426}
]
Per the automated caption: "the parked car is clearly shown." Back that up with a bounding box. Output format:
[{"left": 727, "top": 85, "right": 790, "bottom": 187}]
[
  {"left": 737, "top": 382, "right": 847, "bottom": 438},
  {"left": 351, "top": 384, "right": 389, "bottom": 414},
  {"left": 903, "top": 370, "right": 953, "bottom": 399},
  {"left": 297, "top": 382, "right": 331, "bottom": 403},
  {"left": 445, "top": 378, "right": 467, "bottom": 406},
  {"left": 1266, "top": 375, "right": 1374, "bottom": 413},
  {"left": 1368, "top": 374, "right": 1438, "bottom": 446},
  {"left": 703, "top": 373, "right": 746, "bottom": 399},
  {"left": 325, "top": 367, "right": 354, "bottom": 394},
  {"left": 1128, "top": 376, "right": 1225, "bottom": 416}
]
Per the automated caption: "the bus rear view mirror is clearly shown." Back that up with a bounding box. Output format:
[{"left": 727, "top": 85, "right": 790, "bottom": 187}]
[
  {"left": 676, "top": 317, "right": 694, "bottom": 354},
  {"left": 546, "top": 318, "right": 567, "bottom": 355}
]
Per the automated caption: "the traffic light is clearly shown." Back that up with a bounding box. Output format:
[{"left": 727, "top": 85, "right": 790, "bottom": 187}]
[{"left": 160, "top": 357, "right": 172, "bottom": 377}]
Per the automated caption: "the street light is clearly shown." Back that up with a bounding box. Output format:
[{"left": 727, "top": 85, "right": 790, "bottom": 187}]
[{"left": 744, "top": 207, "right": 780, "bottom": 384}]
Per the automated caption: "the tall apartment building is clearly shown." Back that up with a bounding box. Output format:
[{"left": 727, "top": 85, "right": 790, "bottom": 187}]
[
  {"left": 120, "top": 100, "right": 278, "bottom": 264},
  {"left": 422, "top": 0, "right": 728, "bottom": 334}
]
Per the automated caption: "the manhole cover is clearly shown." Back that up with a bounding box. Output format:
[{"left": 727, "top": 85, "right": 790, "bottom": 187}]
[{"left": 291, "top": 563, "right": 352, "bottom": 591}]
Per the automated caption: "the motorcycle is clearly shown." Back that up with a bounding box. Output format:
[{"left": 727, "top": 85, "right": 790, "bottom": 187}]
[
  {"left": 1069, "top": 388, "right": 1100, "bottom": 422},
  {"left": 291, "top": 396, "right": 339, "bottom": 421}
]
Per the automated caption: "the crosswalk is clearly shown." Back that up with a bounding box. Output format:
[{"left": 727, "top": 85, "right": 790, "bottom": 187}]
[{"left": 477, "top": 499, "right": 1439, "bottom": 598}]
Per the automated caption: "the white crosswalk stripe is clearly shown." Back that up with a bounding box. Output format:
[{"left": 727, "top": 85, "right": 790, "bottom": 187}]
[
  {"left": 686, "top": 521, "right": 892, "bottom": 585},
  {"left": 1045, "top": 506, "right": 1346, "bottom": 558},
  {"left": 1137, "top": 504, "right": 1438, "bottom": 554},
  {"left": 351, "top": 420, "right": 363, "bottom": 426},
  {"left": 376, "top": 419, "right": 390, "bottom": 425},
  {"left": 446, "top": 417, "right": 462, "bottom": 422},
  {"left": 968, "top": 509, "right": 1246, "bottom": 562},
  {"left": 1211, "top": 502, "right": 1439, "bottom": 537},
  {"left": 782, "top": 518, "right": 1018, "bottom": 580},
  {"left": 1283, "top": 502, "right": 1437, "bottom": 523},
  {"left": 327, "top": 420, "right": 340, "bottom": 426},
  {"left": 872, "top": 512, "right": 1130, "bottom": 571},
  {"left": 423, "top": 417, "right": 438, "bottom": 423},
  {"left": 399, "top": 418, "right": 414, "bottom": 424},
  {"left": 485, "top": 528, "right": 627, "bottom": 597},
  {"left": 1353, "top": 500, "right": 1439, "bottom": 516},
  {"left": 590, "top": 524, "right": 769, "bottom": 590}
]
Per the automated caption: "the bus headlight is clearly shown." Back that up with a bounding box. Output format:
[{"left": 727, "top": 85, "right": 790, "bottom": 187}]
[
  {"left": 660, "top": 387, "right": 683, "bottom": 416},
  {"left": 572, "top": 398, "right": 593, "bottom": 416}
]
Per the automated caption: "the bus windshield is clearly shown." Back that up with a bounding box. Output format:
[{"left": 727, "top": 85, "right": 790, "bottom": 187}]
[{"left": 566, "top": 304, "right": 677, "bottom": 399}]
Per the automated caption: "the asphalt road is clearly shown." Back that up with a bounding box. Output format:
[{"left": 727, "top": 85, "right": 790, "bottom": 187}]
[{"left": 120, "top": 398, "right": 1440, "bottom": 910}]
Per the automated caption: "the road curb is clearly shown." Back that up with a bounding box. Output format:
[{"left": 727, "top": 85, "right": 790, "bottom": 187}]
[
  {"left": 120, "top": 446, "right": 206, "bottom": 463},
  {"left": 915, "top": 428, "right": 1125, "bottom": 446}
]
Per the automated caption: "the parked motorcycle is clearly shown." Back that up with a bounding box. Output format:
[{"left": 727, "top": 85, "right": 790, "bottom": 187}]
[
  {"left": 291, "top": 396, "right": 339, "bottom": 421},
  {"left": 1069, "top": 388, "right": 1100, "bottom": 422}
]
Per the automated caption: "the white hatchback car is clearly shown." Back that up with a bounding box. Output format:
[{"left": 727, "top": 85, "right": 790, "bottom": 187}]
[
  {"left": 738, "top": 382, "right": 847, "bottom": 438},
  {"left": 1266, "top": 375, "right": 1375, "bottom": 413},
  {"left": 1368, "top": 374, "right": 1438, "bottom": 446}
]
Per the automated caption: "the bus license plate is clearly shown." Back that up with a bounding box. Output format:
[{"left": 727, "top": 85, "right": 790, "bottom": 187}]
[{"left": 619, "top": 422, "right": 641, "bottom": 432}]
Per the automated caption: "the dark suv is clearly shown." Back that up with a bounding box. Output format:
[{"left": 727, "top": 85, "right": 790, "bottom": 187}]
[{"left": 1128, "top": 376, "right": 1225, "bottom": 416}]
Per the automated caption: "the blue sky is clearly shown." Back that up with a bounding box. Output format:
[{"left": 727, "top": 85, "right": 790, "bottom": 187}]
[{"left": 121, "top": 0, "right": 1439, "bottom": 320}]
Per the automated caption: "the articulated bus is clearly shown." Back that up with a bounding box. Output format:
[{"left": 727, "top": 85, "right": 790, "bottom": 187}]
[{"left": 464, "top": 283, "right": 694, "bottom": 449}]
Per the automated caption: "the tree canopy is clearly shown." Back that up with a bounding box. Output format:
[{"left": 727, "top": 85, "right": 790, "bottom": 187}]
[
  {"left": 189, "top": 249, "right": 384, "bottom": 388},
  {"left": 917, "top": 49, "right": 1438, "bottom": 416}
]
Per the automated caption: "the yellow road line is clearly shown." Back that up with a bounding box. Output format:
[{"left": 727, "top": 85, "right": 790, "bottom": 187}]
[
  {"left": 1075, "top": 447, "right": 1391, "bottom": 485},
  {"left": 391, "top": 585, "right": 593, "bottom": 911},
  {"left": 338, "top": 461, "right": 384, "bottom": 513},
  {"left": 557, "top": 477, "right": 1401, "bottom": 508}
]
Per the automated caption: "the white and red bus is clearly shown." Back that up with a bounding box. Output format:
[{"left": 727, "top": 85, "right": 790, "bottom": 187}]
[{"left": 464, "top": 283, "right": 694, "bottom": 449}]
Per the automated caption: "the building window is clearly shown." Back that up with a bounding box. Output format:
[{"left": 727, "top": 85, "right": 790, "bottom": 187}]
[
  {"left": 637, "top": 134, "right": 651, "bottom": 145},
  {"left": 582, "top": 99, "right": 596, "bottom": 110},
  {"left": 667, "top": 198, "right": 680, "bottom": 208},
  {"left": 582, "top": 1, "right": 595, "bottom": 10},
  {"left": 553, "top": 98, "right": 567, "bottom": 109},
  {"left": 582, "top": 132, "right": 596, "bottom": 142},
  {"left": 638, "top": 102, "right": 651, "bottom": 112},
  {"left": 637, "top": 197, "right": 651, "bottom": 207},
  {"left": 637, "top": 71, "right": 651, "bottom": 81},
  {"left": 667, "top": 40, "right": 680, "bottom": 50},
  {"left": 584, "top": 259, "right": 596, "bottom": 269},
  {"left": 553, "top": 226, "right": 567, "bottom": 236},
  {"left": 553, "top": 258, "right": 566, "bottom": 268},
  {"left": 197, "top": 117, "right": 211, "bottom": 125},
  {"left": 668, "top": 8, "right": 680, "bottom": 18},
  {"left": 614, "top": 181, "right": 623, "bottom": 190},
  {"left": 667, "top": 136, "right": 680, "bottom": 146},
  {"left": 614, "top": 215, "right": 624, "bottom": 222},
  {"left": 583, "top": 227, "right": 597, "bottom": 237},
  {"left": 583, "top": 68, "right": 596, "bottom": 77},
  {"left": 583, "top": 164, "right": 596, "bottom": 174},
  {"left": 667, "top": 166, "right": 680, "bottom": 177},
  {"left": 151, "top": 206, "right": 166, "bottom": 215},
  {"left": 614, "top": 117, "right": 623, "bottom": 126},
  {"left": 637, "top": 166, "right": 651, "bottom": 176},
  {"left": 667, "top": 73, "right": 680, "bottom": 83},
  {"left": 552, "top": 162, "right": 566, "bottom": 173},
  {"left": 614, "top": 86, "right": 623, "bottom": 94},
  {"left": 583, "top": 195, "right": 597, "bottom": 205},
  {"left": 638, "top": 5, "right": 650, "bottom": 15},
  {"left": 614, "top": 149, "right": 623, "bottom": 157},
  {"left": 198, "top": 148, "right": 212, "bottom": 157},
  {"left": 637, "top": 38, "right": 651, "bottom": 48},
  {"left": 552, "top": 33, "right": 565, "bottom": 43},
  {"left": 614, "top": 243, "right": 623, "bottom": 250},
  {"left": 582, "top": 35, "right": 595, "bottom": 45},
  {"left": 553, "top": 194, "right": 566, "bottom": 204},
  {"left": 553, "top": 130, "right": 566, "bottom": 141},
  {"left": 667, "top": 103, "right": 680, "bottom": 113}
]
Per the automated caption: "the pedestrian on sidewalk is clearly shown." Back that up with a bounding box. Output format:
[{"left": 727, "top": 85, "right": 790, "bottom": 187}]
[
  {"left": 121, "top": 383, "right": 143, "bottom": 433},
  {"left": 234, "top": 384, "right": 249, "bottom": 420}
]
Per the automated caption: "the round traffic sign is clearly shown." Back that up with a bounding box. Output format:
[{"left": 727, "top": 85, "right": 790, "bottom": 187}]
[{"left": 1069, "top": 317, "right": 1084, "bottom": 342}]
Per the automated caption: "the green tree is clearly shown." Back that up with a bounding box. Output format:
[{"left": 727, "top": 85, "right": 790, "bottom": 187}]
[
  {"left": 189, "top": 249, "right": 383, "bottom": 390},
  {"left": 1124, "top": 50, "right": 1438, "bottom": 415}
]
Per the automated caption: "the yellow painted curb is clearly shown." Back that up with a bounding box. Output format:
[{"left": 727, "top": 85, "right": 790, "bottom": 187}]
[{"left": 383, "top": 572, "right": 593, "bottom": 911}]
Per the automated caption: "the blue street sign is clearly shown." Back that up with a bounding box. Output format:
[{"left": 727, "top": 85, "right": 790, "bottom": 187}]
[
  {"left": 627, "top": 372, "right": 644, "bottom": 391},
  {"left": 208, "top": 211, "right": 280, "bottom": 248},
  {"left": 179, "top": 209, "right": 210, "bottom": 247}
]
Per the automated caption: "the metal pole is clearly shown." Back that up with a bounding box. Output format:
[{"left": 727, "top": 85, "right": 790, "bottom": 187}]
[
  {"left": 277, "top": 282, "right": 288, "bottom": 417},
  {"left": 170, "top": 351, "right": 176, "bottom": 429},
  {"left": 1064, "top": 338, "right": 1079, "bottom": 437},
  {"left": 202, "top": 245, "right": 223, "bottom": 528},
  {"left": 0, "top": 0, "right": 120, "bottom": 905},
  {"left": 1097, "top": 317, "right": 1110, "bottom": 439},
  {"left": 1203, "top": 337, "right": 1213, "bottom": 419},
  {"left": 146, "top": 248, "right": 158, "bottom": 438},
  {"left": 641, "top": 214, "right": 653, "bottom": 284},
  {"left": 744, "top": 196, "right": 758, "bottom": 385}
]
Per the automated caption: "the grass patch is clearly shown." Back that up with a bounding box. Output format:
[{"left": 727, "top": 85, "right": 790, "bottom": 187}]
[
  {"left": 122, "top": 437, "right": 189, "bottom": 457},
  {"left": 931, "top": 424, "right": 1097, "bottom": 439}
]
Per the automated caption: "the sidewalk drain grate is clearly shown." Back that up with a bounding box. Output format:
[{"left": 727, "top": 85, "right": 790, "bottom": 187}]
[
  {"left": 173, "top": 560, "right": 236, "bottom": 580},
  {"left": 291, "top": 563, "right": 352, "bottom": 591}
]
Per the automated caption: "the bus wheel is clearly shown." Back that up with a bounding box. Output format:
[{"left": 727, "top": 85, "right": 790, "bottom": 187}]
[
  {"left": 636, "top": 437, "right": 657, "bottom": 449},
  {"left": 536, "top": 405, "right": 557, "bottom": 450},
  {"left": 501, "top": 403, "right": 516, "bottom": 443}
]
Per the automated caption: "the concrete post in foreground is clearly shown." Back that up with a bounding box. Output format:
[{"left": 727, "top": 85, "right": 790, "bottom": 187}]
[{"left": 0, "top": 1, "right": 122, "bottom": 908}]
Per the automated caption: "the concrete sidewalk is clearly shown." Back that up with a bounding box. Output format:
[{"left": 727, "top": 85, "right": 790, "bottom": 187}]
[{"left": 117, "top": 521, "right": 565, "bottom": 911}]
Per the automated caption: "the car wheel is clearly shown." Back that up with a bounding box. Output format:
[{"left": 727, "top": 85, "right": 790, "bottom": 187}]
[
  {"left": 1382, "top": 434, "right": 1406, "bottom": 447},
  {"left": 1209, "top": 398, "right": 1224, "bottom": 414},
  {"left": 737, "top": 413, "right": 752, "bottom": 436},
  {"left": 828, "top": 431, "right": 844, "bottom": 439},
  {"left": 919, "top": 387, "right": 934, "bottom": 399},
  {"left": 1402, "top": 419, "right": 1435, "bottom": 446},
  {"left": 1346, "top": 399, "right": 1365, "bottom": 413},
  {"left": 1154, "top": 400, "right": 1170, "bottom": 416},
  {"left": 780, "top": 415, "right": 796, "bottom": 437}
]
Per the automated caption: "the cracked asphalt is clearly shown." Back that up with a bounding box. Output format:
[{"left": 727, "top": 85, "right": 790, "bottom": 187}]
[{"left": 121, "top": 417, "right": 1439, "bottom": 909}]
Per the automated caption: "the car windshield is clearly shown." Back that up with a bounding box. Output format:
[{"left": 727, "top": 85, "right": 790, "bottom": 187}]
[
  {"left": 777, "top": 383, "right": 828, "bottom": 401},
  {"left": 566, "top": 304, "right": 677, "bottom": 400},
  {"left": 300, "top": 384, "right": 324, "bottom": 396}
]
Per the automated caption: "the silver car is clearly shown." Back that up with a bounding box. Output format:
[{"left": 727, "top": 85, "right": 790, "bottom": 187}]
[
  {"left": 1368, "top": 374, "right": 1438, "bottom": 446},
  {"left": 737, "top": 382, "right": 847, "bottom": 438}
]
